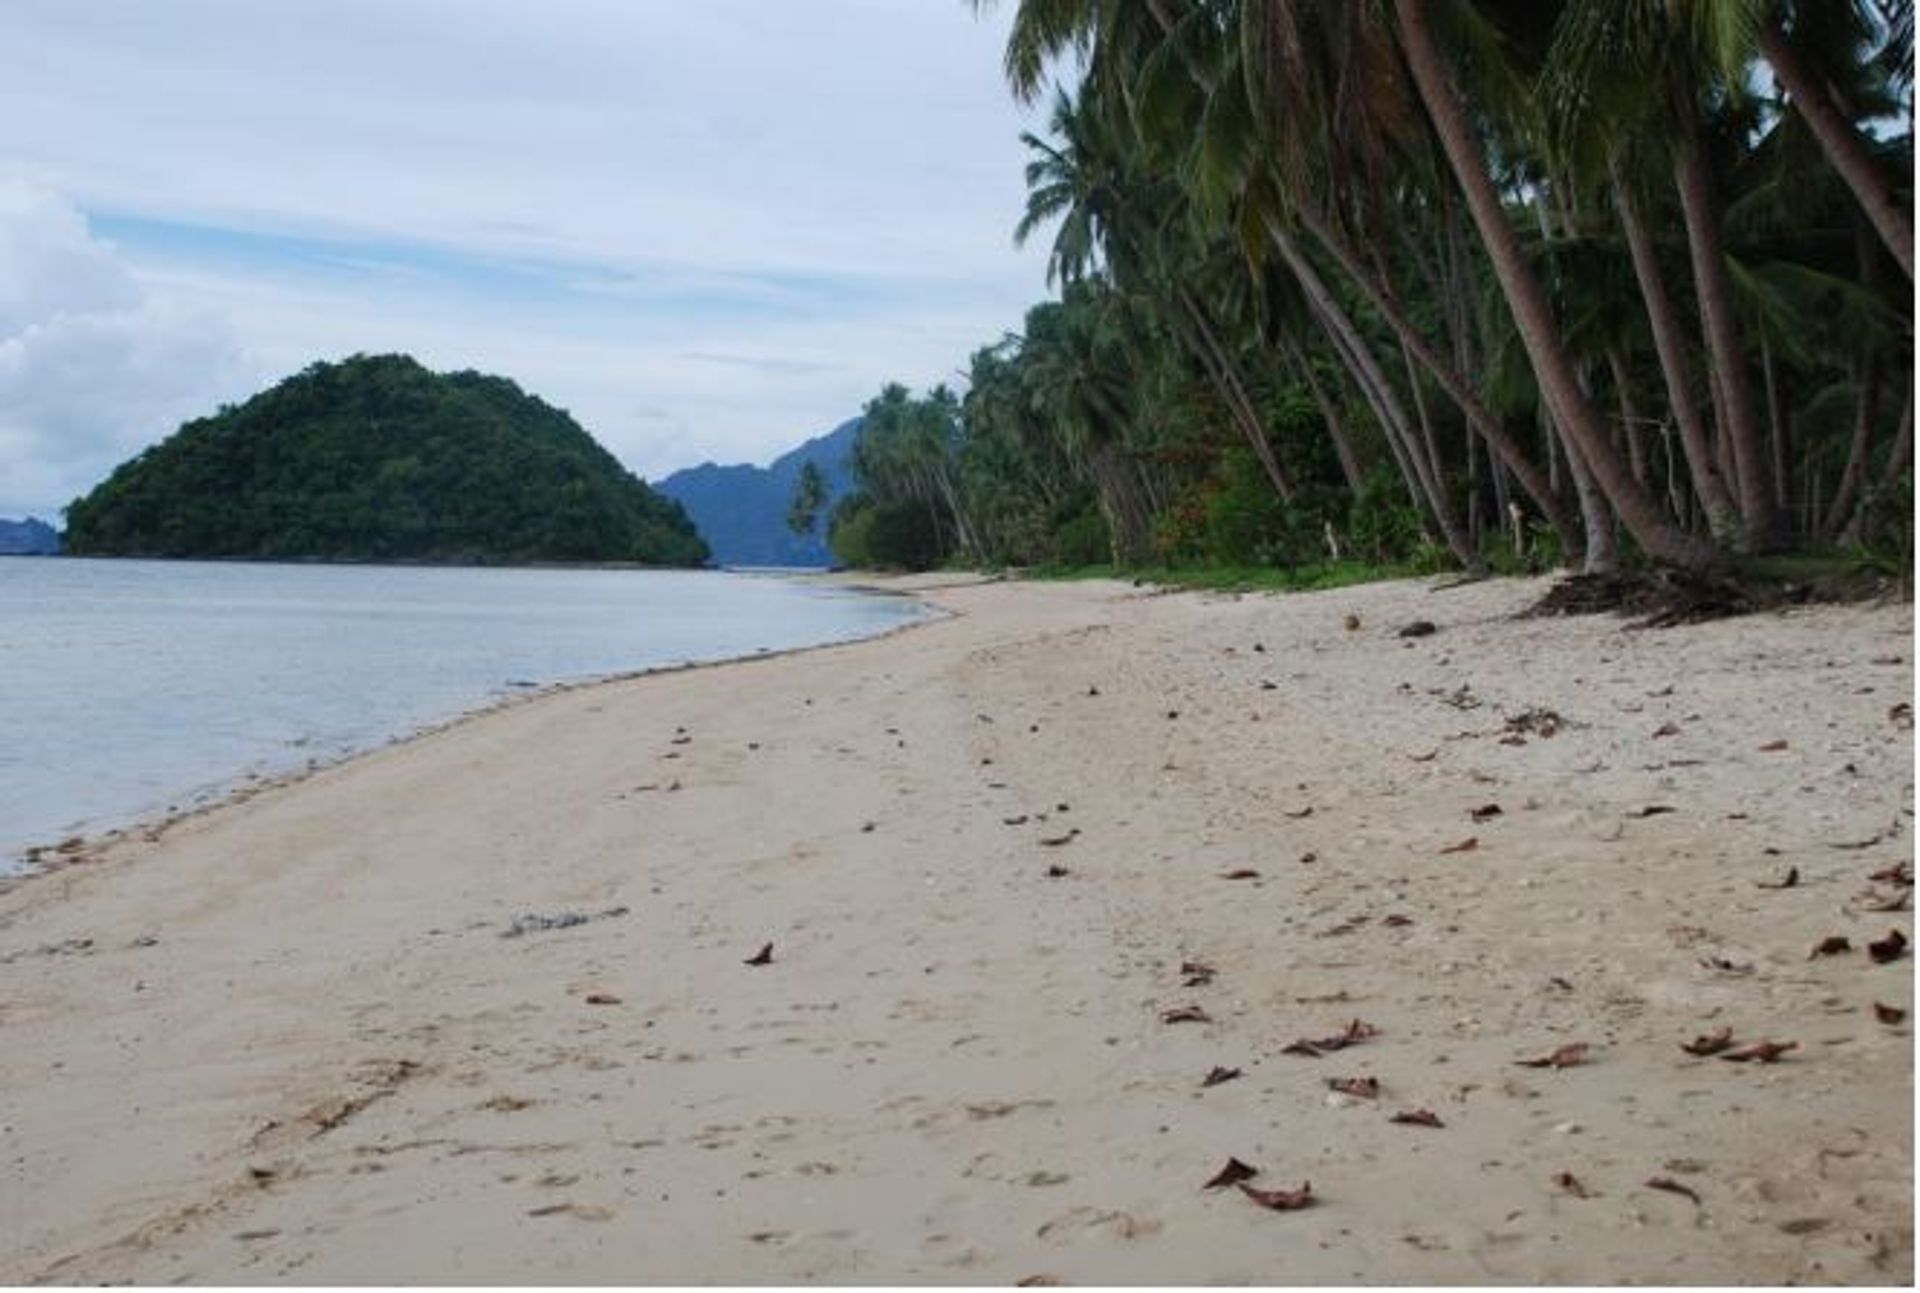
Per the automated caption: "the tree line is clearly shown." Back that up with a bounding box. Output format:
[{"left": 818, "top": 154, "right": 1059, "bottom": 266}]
[{"left": 821, "top": 0, "right": 1912, "bottom": 577}]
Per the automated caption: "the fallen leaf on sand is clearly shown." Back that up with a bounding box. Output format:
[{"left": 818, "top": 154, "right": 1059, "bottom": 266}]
[
  {"left": 1002, "top": 815, "right": 1029, "bottom": 826},
  {"left": 527, "top": 1202, "right": 615, "bottom": 1221},
  {"left": 1285, "top": 1019, "right": 1380, "bottom": 1056},
  {"left": 1756, "top": 867, "right": 1799, "bottom": 890},
  {"left": 1327, "top": 1076, "right": 1379, "bottom": 1099},
  {"left": 1439, "top": 837, "right": 1480, "bottom": 855},
  {"left": 1651, "top": 721, "right": 1682, "bottom": 738},
  {"left": 1299, "top": 851, "right": 1318, "bottom": 865},
  {"left": 1681, "top": 1027, "right": 1734, "bottom": 1057},
  {"left": 1644, "top": 1177, "right": 1702, "bottom": 1206},
  {"left": 1757, "top": 739, "right": 1790, "bottom": 752},
  {"left": 1552, "top": 1171, "right": 1593, "bottom": 1198},
  {"left": 1858, "top": 888, "right": 1911, "bottom": 912},
  {"left": 1390, "top": 1109, "right": 1444, "bottom": 1128},
  {"left": 1202, "top": 1157, "right": 1259, "bottom": 1190},
  {"left": 1220, "top": 868, "right": 1261, "bottom": 881},
  {"left": 1873, "top": 1002, "right": 1906, "bottom": 1025},
  {"left": 1869, "top": 929, "right": 1908, "bottom": 963},
  {"left": 1516, "top": 1042, "right": 1590, "bottom": 1069},
  {"left": 1398, "top": 620, "right": 1438, "bottom": 638},
  {"left": 1202, "top": 1065, "right": 1242, "bottom": 1088},
  {"left": 1868, "top": 861, "right": 1912, "bottom": 885},
  {"left": 1809, "top": 935, "right": 1852, "bottom": 959},
  {"left": 1284, "top": 806, "right": 1315, "bottom": 820},
  {"left": 1038, "top": 830, "right": 1080, "bottom": 847},
  {"left": 744, "top": 943, "right": 774, "bottom": 967},
  {"left": 1343, "top": 613, "right": 1361, "bottom": 631},
  {"left": 1044, "top": 864, "right": 1070, "bottom": 879},
  {"left": 583, "top": 993, "right": 622, "bottom": 1006},
  {"left": 1720, "top": 1040, "right": 1797, "bottom": 1063},
  {"left": 1238, "top": 1181, "right": 1314, "bottom": 1211},
  {"left": 1409, "top": 749, "right": 1439, "bottom": 762},
  {"left": 1469, "top": 803, "right": 1503, "bottom": 822},
  {"left": 1627, "top": 805, "right": 1677, "bottom": 818},
  {"left": 1180, "top": 959, "right": 1217, "bottom": 987},
  {"left": 1382, "top": 914, "right": 1414, "bottom": 927},
  {"left": 1891, "top": 702, "right": 1914, "bottom": 728},
  {"left": 1161, "top": 1005, "right": 1212, "bottom": 1025}
]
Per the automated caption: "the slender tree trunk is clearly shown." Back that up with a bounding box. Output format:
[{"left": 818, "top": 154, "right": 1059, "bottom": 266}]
[
  {"left": 1395, "top": 0, "right": 1721, "bottom": 571},
  {"left": 1756, "top": 20, "right": 1913, "bottom": 281},
  {"left": 1761, "top": 337, "right": 1790, "bottom": 517},
  {"left": 1612, "top": 167, "right": 1740, "bottom": 537},
  {"left": 1281, "top": 337, "right": 1366, "bottom": 492},
  {"left": 1273, "top": 225, "right": 1479, "bottom": 568},
  {"left": 1842, "top": 382, "right": 1913, "bottom": 545},
  {"left": 1297, "top": 207, "right": 1581, "bottom": 553},
  {"left": 1088, "top": 440, "right": 1151, "bottom": 565},
  {"left": 1551, "top": 406, "right": 1620, "bottom": 574},
  {"left": 1822, "top": 356, "right": 1883, "bottom": 542},
  {"left": 1606, "top": 348, "right": 1652, "bottom": 492},
  {"left": 1174, "top": 287, "right": 1295, "bottom": 500},
  {"left": 1670, "top": 80, "right": 1779, "bottom": 551}
]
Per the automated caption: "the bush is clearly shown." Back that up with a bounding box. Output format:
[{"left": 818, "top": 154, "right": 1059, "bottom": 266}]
[
  {"left": 1052, "top": 503, "right": 1112, "bottom": 566},
  {"left": 829, "top": 497, "right": 948, "bottom": 571}
]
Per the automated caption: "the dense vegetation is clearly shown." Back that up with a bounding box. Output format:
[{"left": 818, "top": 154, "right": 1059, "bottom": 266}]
[
  {"left": 827, "top": 0, "right": 1911, "bottom": 577},
  {"left": 65, "top": 354, "right": 709, "bottom": 565}
]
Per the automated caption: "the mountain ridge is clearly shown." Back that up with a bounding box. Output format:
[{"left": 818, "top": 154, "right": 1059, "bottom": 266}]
[{"left": 656, "top": 417, "right": 860, "bottom": 567}]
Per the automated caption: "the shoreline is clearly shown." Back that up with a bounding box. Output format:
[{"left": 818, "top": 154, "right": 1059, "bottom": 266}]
[
  {"left": 2, "top": 574, "right": 952, "bottom": 888},
  {"left": 0, "top": 574, "right": 1909, "bottom": 1284}
]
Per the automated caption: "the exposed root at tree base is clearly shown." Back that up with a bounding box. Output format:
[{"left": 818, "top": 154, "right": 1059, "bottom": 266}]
[{"left": 1522, "top": 565, "right": 1902, "bottom": 629}]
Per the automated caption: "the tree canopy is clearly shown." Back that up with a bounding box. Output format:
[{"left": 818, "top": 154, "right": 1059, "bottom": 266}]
[{"left": 64, "top": 354, "right": 709, "bottom": 566}]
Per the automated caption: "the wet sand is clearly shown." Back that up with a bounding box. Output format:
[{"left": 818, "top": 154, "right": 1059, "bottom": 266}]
[{"left": 0, "top": 574, "right": 1910, "bottom": 1284}]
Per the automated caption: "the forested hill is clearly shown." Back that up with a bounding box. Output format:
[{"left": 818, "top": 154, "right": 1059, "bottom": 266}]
[
  {"left": 656, "top": 417, "right": 860, "bottom": 567},
  {"left": 63, "top": 355, "right": 709, "bottom": 565}
]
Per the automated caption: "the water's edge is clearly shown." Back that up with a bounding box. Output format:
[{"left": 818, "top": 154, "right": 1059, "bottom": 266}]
[{"left": 2, "top": 581, "right": 945, "bottom": 885}]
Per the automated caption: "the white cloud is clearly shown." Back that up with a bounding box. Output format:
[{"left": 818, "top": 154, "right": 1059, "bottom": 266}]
[
  {"left": 0, "top": 2, "right": 1059, "bottom": 515},
  {"left": 0, "top": 187, "right": 260, "bottom": 518}
]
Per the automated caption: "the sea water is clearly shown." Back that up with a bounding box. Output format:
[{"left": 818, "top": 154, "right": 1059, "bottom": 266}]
[{"left": 0, "top": 559, "right": 926, "bottom": 870}]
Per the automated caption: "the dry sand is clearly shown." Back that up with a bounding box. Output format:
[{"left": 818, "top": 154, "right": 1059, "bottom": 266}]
[{"left": 0, "top": 573, "right": 1911, "bottom": 1285}]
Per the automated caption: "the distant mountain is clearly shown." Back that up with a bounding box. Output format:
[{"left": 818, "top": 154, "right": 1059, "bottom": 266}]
[
  {"left": 64, "top": 354, "right": 707, "bottom": 566},
  {"left": 0, "top": 517, "right": 60, "bottom": 555},
  {"left": 656, "top": 418, "right": 861, "bottom": 567}
]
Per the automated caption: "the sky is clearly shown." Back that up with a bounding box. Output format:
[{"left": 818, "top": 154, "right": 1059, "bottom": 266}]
[{"left": 0, "top": 0, "right": 1056, "bottom": 521}]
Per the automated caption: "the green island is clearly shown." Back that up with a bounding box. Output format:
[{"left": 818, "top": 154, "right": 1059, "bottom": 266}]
[{"left": 63, "top": 354, "right": 709, "bottom": 566}]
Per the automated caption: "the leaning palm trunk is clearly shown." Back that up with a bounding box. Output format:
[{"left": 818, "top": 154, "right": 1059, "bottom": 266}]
[
  {"left": 1611, "top": 165, "right": 1742, "bottom": 540},
  {"left": 1670, "top": 91, "right": 1778, "bottom": 551},
  {"left": 1822, "top": 356, "right": 1883, "bottom": 543},
  {"left": 1394, "top": 0, "right": 1721, "bottom": 571},
  {"left": 1279, "top": 336, "right": 1366, "bottom": 492},
  {"left": 1173, "top": 287, "right": 1295, "bottom": 500},
  {"left": 1298, "top": 207, "right": 1581, "bottom": 555},
  {"left": 1272, "top": 226, "right": 1479, "bottom": 567},
  {"left": 1756, "top": 20, "right": 1914, "bottom": 282},
  {"left": 1841, "top": 382, "right": 1913, "bottom": 545}
]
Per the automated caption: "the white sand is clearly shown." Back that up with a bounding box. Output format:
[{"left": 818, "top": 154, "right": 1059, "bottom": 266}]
[{"left": 0, "top": 574, "right": 1910, "bottom": 1284}]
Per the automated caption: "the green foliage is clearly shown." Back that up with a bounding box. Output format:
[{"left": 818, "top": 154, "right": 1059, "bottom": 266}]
[
  {"left": 64, "top": 354, "right": 708, "bottom": 566},
  {"left": 826, "top": 495, "right": 949, "bottom": 571},
  {"left": 1051, "top": 502, "right": 1112, "bottom": 566},
  {"left": 786, "top": 460, "right": 828, "bottom": 537}
]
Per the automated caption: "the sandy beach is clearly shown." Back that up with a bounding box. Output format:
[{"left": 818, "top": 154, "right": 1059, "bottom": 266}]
[{"left": 0, "top": 574, "right": 1910, "bottom": 1285}]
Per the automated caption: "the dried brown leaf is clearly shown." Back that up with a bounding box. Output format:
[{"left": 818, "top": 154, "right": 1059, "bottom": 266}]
[
  {"left": 1201, "top": 1157, "right": 1259, "bottom": 1190},
  {"left": 744, "top": 942, "right": 774, "bottom": 967},
  {"left": 1469, "top": 803, "right": 1503, "bottom": 822},
  {"left": 1284, "top": 806, "right": 1315, "bottom": 820},
  {"left": 1868, "top": 861, "right": 1913, "bottom": 885},
  {"left": 1720, "top": 1039, "right": 1797, "bottom": 1063},
  {"left": 1201, "top": 1065, "right": 1242, "bottom": 1088},
  {"left": 1516, "top": 1042, "right": 1590, "bottom": 1069},
  {"left": 1161, "top": 1005, "right": 1211, "bottom": 1025},
  {"left": 1237, "top": 1180, "right": 1314, "bottom": 1211},
  {"left": 1038, "top": 830, "right": 1080, "bottom": 847},
  {"left": 1327, "top": 1076, "right": 1379, "bottom": 1099},
  {"left": 1873, "top": 1002, "right": 1906, "bottom": 1025},
  {"left": 1756, "top": 867, "right": 1799, "bottom": 890},
  {"left": 1439, "top": 837, "right": 1480, "bottom": 855},
  {"left": 1220, "top": 868, "right": 1261, "bottom": 881},
  {"left": 1869, "top": 929, "right": 1908, "bottom": 963},
  {"left": 1390, "top": 1108, "right": 1445, "bottom": 1128},
  {"left": 1644, "top": 1176, "right": 1702, "bottom": 1206},
  {"left": 1628, "top": 805, "right": 1677, "bottom": 819},
  {"left": 1680, "top": 1027, "right": 1734, "bottom": 1057},
  {"left": 1551, "top": 1171, "right": 1592, "bottom": 1198},
  {"left": 583, "top": 992, "right": 622, "bottom": 1006},
  {"left": 1758, "top": 739, "right": 1790, "bottom": 752},
  {"left": 1382, "top": 914, "right": 1414, "bottom": 928},
  {"left": 1651, "top": 721, "right": 1681, "bottom": 738},
  {"left": 1809, "top": 935, "right": 1852, "bottom": 958}
]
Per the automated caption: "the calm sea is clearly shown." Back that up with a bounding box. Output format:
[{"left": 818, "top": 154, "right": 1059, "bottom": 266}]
[{"left": 0, "top": 559, "right": 926, "bottom": 871}]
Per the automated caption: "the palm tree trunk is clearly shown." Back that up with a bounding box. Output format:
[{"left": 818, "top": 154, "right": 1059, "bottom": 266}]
[
  {"left": 1669, "top": 82, "right": 1779, "bottom": 551},
  {"left": 1280, "top": 336, "right": 1366, "bottom": 492},
  {"left": 1606, "top": 348, "right": 1652, "bottom": 491},
  {"left": 1756, "top": 20, "right": 1914, "bottom": 281},
  {"left": 1298, "top": 206, "right": 1581, "bottom": 553},
  {"left": 1173, "top": 287, "right": 1295, "bottom": 500},
  {"left": 1611, "top": 166, "right": 1741, "bottom": 539},
  {"left": 1394, "top": 0, "right": 1721, "bottom": 571},
  {"left": 1841, "top": 382, "right": 1913, "bottom": 545},
  {"left": 1272, "top": 225, "right": 1479, "bottom": 568},
  {"left": 1822, "top": 355, "right": 1883, "bottom": 542},
  {"left": 1551, "top": 405, "right": 1620, "bottom": 574}
]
